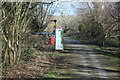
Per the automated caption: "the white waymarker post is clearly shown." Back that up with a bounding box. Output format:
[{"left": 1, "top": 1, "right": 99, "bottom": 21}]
[{"left": 55, "top": 26, "right": 63, "bottom": 50}]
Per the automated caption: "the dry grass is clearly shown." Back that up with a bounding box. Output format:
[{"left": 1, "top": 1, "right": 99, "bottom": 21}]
[{"left": 2, "top": 49, "right": 70, "bottom": 78}]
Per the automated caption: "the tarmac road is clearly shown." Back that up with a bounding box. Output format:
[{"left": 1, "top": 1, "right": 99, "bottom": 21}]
[{"left": 63, "top": 37, "right": 120, "bottom": 79}]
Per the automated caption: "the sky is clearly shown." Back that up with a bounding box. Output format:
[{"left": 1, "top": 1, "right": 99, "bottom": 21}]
[{"left": 53, "top": 1, "right": 85, "bottom": 16}]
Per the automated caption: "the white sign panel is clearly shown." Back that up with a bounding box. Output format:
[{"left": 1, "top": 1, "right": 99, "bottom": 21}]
[{"left": 55, "top": 26, "right": 63, "bottom": 50}]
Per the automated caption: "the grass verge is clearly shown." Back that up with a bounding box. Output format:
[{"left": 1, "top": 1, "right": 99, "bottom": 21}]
[
  {"left": 41, "top": 51, "right": 71, "bottom": 78},
  {"left": 2, "top": 47, "right": 71, "bottom": 78}
]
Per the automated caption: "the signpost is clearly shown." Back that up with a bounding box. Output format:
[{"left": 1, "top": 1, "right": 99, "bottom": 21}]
[
  {"left": 55, "top": 26, "right": 63, "bottom": 50},
  {"left": 32, "top": 20, "right": 64, "bottom": 51}
]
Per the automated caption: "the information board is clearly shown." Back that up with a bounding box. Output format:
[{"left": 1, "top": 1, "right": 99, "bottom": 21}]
[{"left": 55, "top": 26, "right": 63, "bottom": 50}]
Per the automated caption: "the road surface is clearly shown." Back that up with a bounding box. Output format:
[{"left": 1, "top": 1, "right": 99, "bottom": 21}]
[{"left": 63, "top": 37, "right": 120, "bottom": 79}]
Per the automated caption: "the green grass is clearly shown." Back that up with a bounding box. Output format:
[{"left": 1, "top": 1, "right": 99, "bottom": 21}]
[
  {"left": 43, "top": 69, "right": 66, "bottom": 78},
  {"left": 41, "top": 52, "right": 71, "bottom": 78}
]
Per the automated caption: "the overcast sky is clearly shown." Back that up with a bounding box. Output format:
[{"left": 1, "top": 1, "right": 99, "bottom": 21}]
[{"left": 53, "top": 1, "right": 85, "bottom": 16}]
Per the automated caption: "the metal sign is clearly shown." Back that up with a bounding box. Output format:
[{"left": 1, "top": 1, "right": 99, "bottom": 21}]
[{"left": 55, "top": 26, "right": 63, "bottom": 50}]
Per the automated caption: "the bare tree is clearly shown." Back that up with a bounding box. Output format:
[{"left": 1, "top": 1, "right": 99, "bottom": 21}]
[
  {"left": 1, "top": 2, "right": 35, "bottom": 65},
  {"left": 77, "top": 2, "right": 119, "bottom": 46},
  {"left": 34, "top": 1, "right": 57, "bottom": 32}
]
